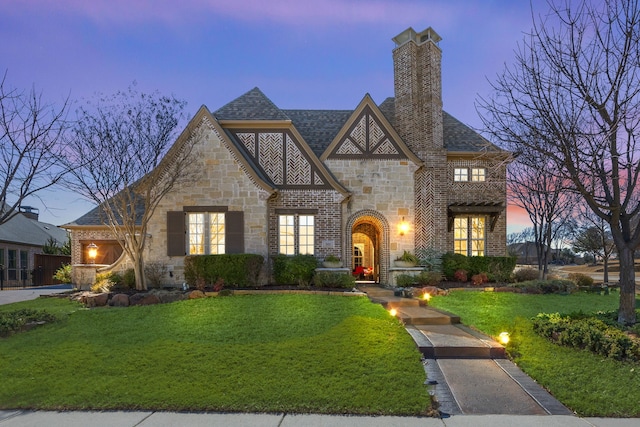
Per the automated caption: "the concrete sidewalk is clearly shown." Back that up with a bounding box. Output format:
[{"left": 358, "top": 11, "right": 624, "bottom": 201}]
[{"left": 1, "top": 410, "right": 639, "bottom": 427}]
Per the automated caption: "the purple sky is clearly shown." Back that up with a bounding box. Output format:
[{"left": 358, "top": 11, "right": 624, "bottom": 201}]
[{"left": 1, "top": 0, "right": 535, "bottom": 230}]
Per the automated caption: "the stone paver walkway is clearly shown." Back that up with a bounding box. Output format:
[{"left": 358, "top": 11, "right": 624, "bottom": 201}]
[{"left": 359, "top": 285, "right": 573, "bottom": 416}]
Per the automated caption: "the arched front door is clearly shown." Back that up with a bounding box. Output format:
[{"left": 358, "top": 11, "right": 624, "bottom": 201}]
[{"left": 347, "top": 210, "right": 390, "bottom": 284}]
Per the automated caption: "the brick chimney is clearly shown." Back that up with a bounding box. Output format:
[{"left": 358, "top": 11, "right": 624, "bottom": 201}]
[
  {"left": 392, "top": 27, "right": 448, "bottom": 255},
  {"left": 392, "top": 27, "right": 443, "bottom": 160},
  {"left": 19, "top": 206, "right": 39, "bottom": 221}
]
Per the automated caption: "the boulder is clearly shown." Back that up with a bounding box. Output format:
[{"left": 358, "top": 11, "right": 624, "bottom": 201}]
[
  {"left": 155, "top": 291, "right": 185, "bottom": 304},
  {"left": 130, "top": 293, "right": 161, "bottom": 306},
  {"left": 188, "top": 290, "right": 205, "bottom": 299},
  {"left": 110, "top": 293, "right": 130, "bottom": 307},
  {"left": 85, "top": 292, "right": 109, "bottom": 307}
]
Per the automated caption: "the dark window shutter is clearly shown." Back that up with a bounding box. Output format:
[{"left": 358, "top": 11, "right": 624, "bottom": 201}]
[
  {"left": 225, "top": 211, "right": 244, "bottom": 254},
  {"left": 167, "top": 211, "right": 186, "bottom": 256}
]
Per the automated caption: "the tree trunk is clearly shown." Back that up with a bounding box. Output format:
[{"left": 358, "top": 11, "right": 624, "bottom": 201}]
[
  {"left": 616, "top": 245, "right": 636, "bottom": 325},
  {"left": 603, "top": 257, "right": 609, "bottom": 285},
  {"left": 127, "top": 249, "right": 147, "bottom": 291}
]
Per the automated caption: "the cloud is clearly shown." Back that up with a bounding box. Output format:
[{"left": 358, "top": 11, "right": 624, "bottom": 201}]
[{"left": 4, "top": 0, "right": 455, "bottom": 28}]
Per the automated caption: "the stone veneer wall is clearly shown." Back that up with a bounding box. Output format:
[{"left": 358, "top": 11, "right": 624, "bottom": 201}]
[
  {"left": 132, "top": 118, "right": 271, "bottom": 286},
  {"left": 325, "top": 158, "right": 418, "bottom": 270}
]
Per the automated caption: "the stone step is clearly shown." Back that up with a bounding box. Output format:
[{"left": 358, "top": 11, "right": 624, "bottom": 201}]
[
  {"left": 396, "top": 305, "right": 456, "bottom": 325},
  {"left": 406, "top": 324, "right": 506, "bottom": 359}
]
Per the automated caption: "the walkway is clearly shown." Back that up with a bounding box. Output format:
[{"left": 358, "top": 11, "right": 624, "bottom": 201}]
[{"left": 360, "top": 285, "right": 572, "bottom": 416}]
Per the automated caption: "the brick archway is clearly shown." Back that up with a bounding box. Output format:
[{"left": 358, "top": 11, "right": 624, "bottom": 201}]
[{"left": 346, "top": 210, "right": 390, "bottom": 284}]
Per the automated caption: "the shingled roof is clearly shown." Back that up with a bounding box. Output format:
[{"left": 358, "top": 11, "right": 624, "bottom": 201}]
[
  {"left": 0, "top": 209, "right": 68, "bottom": 247},
  {"left": 216, "top": 89, "right": 499, "bottom": 154},
  {"left": 214, "top": 87, "right": 290, "bottom": 121},
  {"left": 283, "top": 109, "right": 352, "bottom": 157}
]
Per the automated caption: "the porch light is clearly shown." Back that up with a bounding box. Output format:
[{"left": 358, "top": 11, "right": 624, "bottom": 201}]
[
  {"left": 398, "top": 217, "right": 410, "bottom": 236},
  {"left": 87, "top": 242, "right": 98, "bottom": 264},
  {"left": 498, "top": 332, "right": 510, "bottom": 345}
]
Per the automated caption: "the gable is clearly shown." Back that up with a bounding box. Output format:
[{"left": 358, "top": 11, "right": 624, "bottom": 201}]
[
  {"left": 326, "top": 105, "right": 404, "bottom": 159},
  {"left": 226, "top": 128, "right": 331, "bottom": 189},
  {"left": 321, "top": 95, "right": 421, "bottom": 165}
]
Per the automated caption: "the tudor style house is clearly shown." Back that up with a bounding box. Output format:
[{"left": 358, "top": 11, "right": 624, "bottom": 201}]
[{"left": 65, "top": 26, "right": 509, "bottom": 286}]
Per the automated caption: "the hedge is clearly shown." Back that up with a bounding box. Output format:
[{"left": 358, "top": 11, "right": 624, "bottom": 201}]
[
  {"left": 184, "top": 254, "right": 264, "bottom": 288},
  {"left": 532, "top": 312, "right": 640, "bottom": 362},
  {"left": 272, "top": 254, "right": 317, "bottom": 286},
  {"left": 441, "top": 253, "right": 516, "bottom": 282}
]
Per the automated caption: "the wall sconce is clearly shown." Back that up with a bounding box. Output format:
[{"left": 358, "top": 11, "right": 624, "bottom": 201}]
[
  {"left": 398, "top": 217, "right": 410, "bottom": 236},
  {"left": 87, "top": 242, "right": 98, "bottom": 264}
]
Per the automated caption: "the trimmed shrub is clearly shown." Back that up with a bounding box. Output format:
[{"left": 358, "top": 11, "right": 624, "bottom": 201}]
[
  {"left": 184, "top": 254, "right": 264, "bottom": 288},
  {"left": 514, "top": 267, "right": 540, "bottom": 282},
  {"left": 123, "top": 268, "right": 136, "bottom": 289},
  {"left": 508, "top": 279, "right": 576, "bottom": 294},
  {"left": 396, "top": 274, "right": 417, "bottom": 287},
  {"left": 414, "top": 270, "right": 442, "bottom": 286},
  {"left": 441, "top": 253, "right": 516, "bottom": 282},
  {"left": 0, "top": 309, "right": 56, "bottom": 336},
  {"left": 442, "top": 253, "right": 470, "bottom": 279},
  {"left": 396, "top": 271, "right": 442, "bottom": 288},
  {"left": 271, "top": 254, "right": 317, "bottom": 286},
  {"left": 313, "top": 271, "right": 356, "bottom": 288},
  {"left": 532, "top": 313, "right": 640, "bottom": 362},
  {"left": 471, "top": 272, "right": 488, "bottom": 286},
  {"left": 567, "top": 272, "right": 594, "bottom": 288},
  {"left": 454, "top": 269, "right": 468, "bottom": 282}
]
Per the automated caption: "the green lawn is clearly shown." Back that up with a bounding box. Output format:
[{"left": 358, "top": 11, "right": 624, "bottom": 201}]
[
  {"left": 0, "top": 294, "right": 431, "bottom": 415},
  {"left": 431, "top": 291, "right": 640, "bottom": 417}
]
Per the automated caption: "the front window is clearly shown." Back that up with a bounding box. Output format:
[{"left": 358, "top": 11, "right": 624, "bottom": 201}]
[
  {"left": 454, "top": 168, "right": 468, "bottom": 182},
  {"left": 188, "top": 212, "right": 225, "bottom": 255},
  {"left": 471, "top": 168, "right": 486, "bottom": 182},
  {"left": 8, "top": 249, "right": 17, "bottom": 280},
  {"left": 453, "top": 216, "right": 485, "bottom": 256},
  {"left": 279, "top": 214, "right": 315, "bottom": 255}
]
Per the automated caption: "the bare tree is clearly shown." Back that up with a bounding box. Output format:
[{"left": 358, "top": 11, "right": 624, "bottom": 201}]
[
  {"left": 478, "top": 0, "right": 640, "bottom": 324},
  {"left": 508, "top": 156, "right": 577, "bottom": 278},
  {"left": 66, "top": 85, "right": 197, "bottom": 290},
  {"left": 0, "top": 72, "right": 70, "bottom": 224},
  {"left": 574, "top": 204, "right": 616, "bottom": 283}
]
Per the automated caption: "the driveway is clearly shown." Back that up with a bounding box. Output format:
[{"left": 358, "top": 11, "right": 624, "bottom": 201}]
[{"left": 0, "top": 285, "right": 73, "bottom": 306}]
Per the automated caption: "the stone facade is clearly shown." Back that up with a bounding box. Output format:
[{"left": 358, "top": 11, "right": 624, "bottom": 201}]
[{"left": 66, "top": 25, "right": 510, "bottom": 287}]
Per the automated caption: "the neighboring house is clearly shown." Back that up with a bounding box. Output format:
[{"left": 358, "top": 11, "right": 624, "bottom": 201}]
[
  {"left": 508, "top": 242, "right": 550, "bottom": 266},
  {"left": 0, "top": 206, "right": 70, "bottom": 287},
  {"left": 65, "top": 26, "right": 509, "bottom": 286}
]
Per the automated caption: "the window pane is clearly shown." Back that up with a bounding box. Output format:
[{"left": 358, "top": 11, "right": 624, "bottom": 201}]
[
  {"left": 8, "top": 250, "right": 16, "bottom": 280},
  {"left": 279, "top": 215, "right": 295, "bottom": 255},
  {"left": 471, "top": 168, "right": 486, "bottom": 182},
  {"left": 209, "top": 213, "right": 225, "bottom": 254},
  {"left": 471, "top": 217, "right": 485, "bottom": 239},
  {"left": 299, "top": 215, "right": 314, "bottom": 255},
  {"left": 454, "top": 168, "right": 468, "bottom": 182},
  {"left": 453, "top": 217, "right": 468, "bottom": 255},
  {"left": 188, "top": 213, "right": 205, "bottom": 254},
  {"left": 453, "top": 218, "right": 467, "bottom": 239},
  {"left": 470, "top": 217, "right": 486, "bottom": 256}
]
